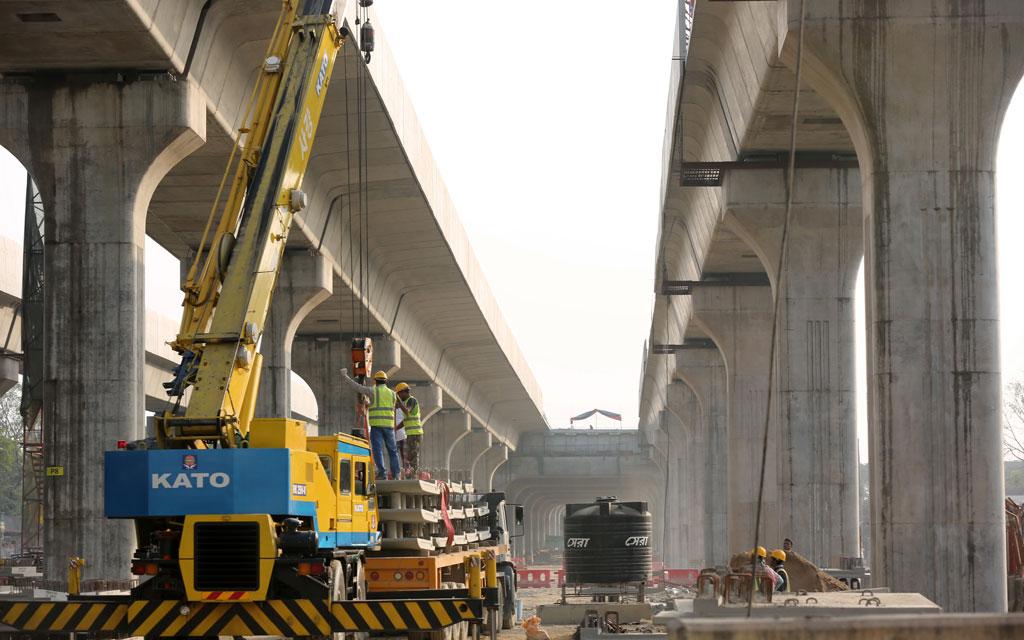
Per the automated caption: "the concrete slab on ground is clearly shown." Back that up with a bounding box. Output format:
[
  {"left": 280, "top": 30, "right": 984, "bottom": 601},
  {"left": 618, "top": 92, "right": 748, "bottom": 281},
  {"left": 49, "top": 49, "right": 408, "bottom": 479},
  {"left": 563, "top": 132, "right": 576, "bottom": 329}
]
[
  {"left": 536, "top": 603, "right": 652, "bottom": 625},
  {"left": 689, "top": 592, "right": 939, "bottom": 618},
  {"left": 667, "top": 613, "right": 1024, "bottom": 639}
]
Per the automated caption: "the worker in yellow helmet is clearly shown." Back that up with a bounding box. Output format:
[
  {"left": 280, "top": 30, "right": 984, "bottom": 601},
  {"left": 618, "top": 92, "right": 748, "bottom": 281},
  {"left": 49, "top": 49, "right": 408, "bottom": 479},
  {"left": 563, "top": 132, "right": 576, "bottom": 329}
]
[
  {"left": 750, "top": 546, "right": 780, "bottom": 592},
  {"left": 341, "top": 368, "right": 402, "bottom": 479},
  {"left": 769, "top": 549, "right": 790, "bottom": 593},
  {"left": 394, "top": 382, "right": 423, "bottom": 477}
]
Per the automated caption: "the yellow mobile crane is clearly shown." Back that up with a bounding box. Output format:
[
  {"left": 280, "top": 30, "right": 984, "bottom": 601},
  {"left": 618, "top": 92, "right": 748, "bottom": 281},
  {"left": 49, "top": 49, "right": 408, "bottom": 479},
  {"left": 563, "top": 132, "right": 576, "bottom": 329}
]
[{"left": 0, "top": 2, "right": 494, "bottom": 637}]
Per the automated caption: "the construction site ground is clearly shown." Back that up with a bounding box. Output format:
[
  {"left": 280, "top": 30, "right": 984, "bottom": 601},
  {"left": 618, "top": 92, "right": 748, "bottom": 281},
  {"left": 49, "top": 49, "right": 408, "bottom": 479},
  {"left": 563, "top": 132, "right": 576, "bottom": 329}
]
[{"left": 504, "top": 585, "right": 583, "bottom": 640}]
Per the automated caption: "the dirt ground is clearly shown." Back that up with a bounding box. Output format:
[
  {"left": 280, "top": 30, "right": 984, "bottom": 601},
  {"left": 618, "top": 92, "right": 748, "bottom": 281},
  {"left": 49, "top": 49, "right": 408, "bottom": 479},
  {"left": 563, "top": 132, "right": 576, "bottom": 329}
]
[{"left": 498, "top": 586, "right": 578, "bottom": 640}]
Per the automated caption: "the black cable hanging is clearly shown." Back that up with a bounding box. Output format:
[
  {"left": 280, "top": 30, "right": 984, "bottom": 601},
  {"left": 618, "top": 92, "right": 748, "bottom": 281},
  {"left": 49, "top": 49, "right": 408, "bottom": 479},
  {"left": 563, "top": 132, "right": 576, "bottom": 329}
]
[{"left": 746, "top": 0, "right": 807, "bottom": 617}]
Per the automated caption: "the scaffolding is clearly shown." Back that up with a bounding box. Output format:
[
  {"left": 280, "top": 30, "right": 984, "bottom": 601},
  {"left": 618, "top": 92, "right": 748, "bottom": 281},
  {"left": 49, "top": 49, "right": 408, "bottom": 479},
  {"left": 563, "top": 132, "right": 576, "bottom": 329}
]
[{"left": 20, "top": 177, "right": 44, "bottom": 556}]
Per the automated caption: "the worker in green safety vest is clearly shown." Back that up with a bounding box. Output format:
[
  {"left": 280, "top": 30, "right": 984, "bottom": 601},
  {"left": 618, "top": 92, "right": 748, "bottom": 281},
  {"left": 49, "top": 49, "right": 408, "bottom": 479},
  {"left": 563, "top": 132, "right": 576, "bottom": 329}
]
[
  {"left": 394, "top": 382, "right": 422, "bottom": 476},
  {"left": 341, "top": 368, "right": 403, "bottom": 479}
]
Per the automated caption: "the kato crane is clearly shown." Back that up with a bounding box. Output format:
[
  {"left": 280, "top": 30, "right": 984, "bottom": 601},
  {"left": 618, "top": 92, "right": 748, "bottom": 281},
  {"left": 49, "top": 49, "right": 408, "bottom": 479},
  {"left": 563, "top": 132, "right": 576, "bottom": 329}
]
[{"left": 0, "top": 1, "right": 492, "bottom": 637}]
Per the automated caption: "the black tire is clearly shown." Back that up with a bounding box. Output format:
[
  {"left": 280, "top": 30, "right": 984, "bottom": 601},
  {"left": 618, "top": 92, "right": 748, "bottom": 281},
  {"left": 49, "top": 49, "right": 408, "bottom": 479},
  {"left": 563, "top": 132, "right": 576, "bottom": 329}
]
[{"left": 501, "top": 568, "right": 516, "bottom": 630}]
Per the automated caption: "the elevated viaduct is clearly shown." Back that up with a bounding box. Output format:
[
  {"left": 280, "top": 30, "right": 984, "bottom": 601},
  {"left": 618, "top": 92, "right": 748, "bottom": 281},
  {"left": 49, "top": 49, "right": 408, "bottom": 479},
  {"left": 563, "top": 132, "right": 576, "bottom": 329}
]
[{"left": 637, "top": 0, "right": 1024, "bottom": 613}]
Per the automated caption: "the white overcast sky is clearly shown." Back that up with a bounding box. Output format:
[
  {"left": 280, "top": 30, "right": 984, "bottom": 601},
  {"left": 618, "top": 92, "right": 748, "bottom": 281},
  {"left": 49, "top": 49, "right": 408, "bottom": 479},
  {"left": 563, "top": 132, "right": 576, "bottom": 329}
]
[{"left": 2, "top": 1, "right": 1024, "bottom": 460}]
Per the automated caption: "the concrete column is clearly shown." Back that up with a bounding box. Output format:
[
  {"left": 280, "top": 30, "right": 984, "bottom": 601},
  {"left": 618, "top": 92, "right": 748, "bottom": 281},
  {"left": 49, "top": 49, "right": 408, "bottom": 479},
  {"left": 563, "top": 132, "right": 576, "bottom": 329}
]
[
  {"left": 256, "top": 252, "right": 332, "bottom": 419},
  {"left": 407, "top": 383, "right": 442, "bottom": 423},
  {"left": 793, "top": 2, "right": 1024, "bottom": 611},
  {"left": 691, "top": 287, "right": 776, "bottom": 557},
  {"left": 486, "top": 450, "right": 510, "bottom": 493},
  {"left": 658, "top": 409, "right": 688, "bottom": 568},
  {"left": 419, "top": 409, "right": 471, "bottom": 479},
  {"left": 724, "top": 168, "right": 862, "bottom": 567},
  {"left": 667, "top": 382, "right": 706, "bottom": 569},
  {"left": 453, "top": 429, "right": 492, "bottom": 486},
  {"left": 475, "top": 444, "right": 508, "bottom": 491},
  {"left": 0, "top": 357, "right": 18, "bottom": 397},
  {"left": 371, "top": 335, "right": 401, "bottom": 376},
  {"left": 675, "top": 348, "right": 730, "bottom": 567},
  {"left": 292, "top": 336, "right": 353, "bottom": 436},
  {"left": 0, "top": 75, "right": 205, "bottom": 581}
]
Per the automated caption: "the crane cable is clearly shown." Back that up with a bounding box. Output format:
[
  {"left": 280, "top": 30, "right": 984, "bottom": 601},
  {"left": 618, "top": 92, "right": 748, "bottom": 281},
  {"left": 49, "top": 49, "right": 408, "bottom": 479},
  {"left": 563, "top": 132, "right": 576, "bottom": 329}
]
[
  {"left": 746, "top": 0, "right": 806, "bottom": 616},
  {"left": 343, "top": 42, "right": 357, "bottom": 338}
]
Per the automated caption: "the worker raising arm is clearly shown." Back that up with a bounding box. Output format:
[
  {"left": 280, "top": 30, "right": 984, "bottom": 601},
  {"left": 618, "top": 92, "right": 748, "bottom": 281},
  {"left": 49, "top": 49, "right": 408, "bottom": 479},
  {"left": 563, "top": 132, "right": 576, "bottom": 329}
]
[{"left": 341, "top": 368, "right": 403, "bottom": 480}]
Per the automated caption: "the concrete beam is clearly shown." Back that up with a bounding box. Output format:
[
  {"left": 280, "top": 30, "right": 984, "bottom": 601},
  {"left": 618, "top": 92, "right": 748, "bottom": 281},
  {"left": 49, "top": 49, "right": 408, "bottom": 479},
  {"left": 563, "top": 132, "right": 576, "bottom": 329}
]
[
  {"left": 257, "top": 251, "right": 332, "bottom": 419},
  {"left": 0, "top": 74, "right": 205, "bottom": 581}
]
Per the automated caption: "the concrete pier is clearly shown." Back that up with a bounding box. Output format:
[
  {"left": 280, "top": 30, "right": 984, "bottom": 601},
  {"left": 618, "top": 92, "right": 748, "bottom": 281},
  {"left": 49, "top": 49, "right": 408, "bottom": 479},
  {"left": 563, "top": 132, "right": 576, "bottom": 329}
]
[
  {"left": 292, "top": 336, "right": 352, "bottom": 436},
  {"left": 793, "top": 2, "right": 1024, "bottom": 611},
  {"left": 665, "top": 386, "right": 706, "bottom": 568},
  {"left": 0, "top": 75, "right": 205, "bottom": 581},
  {"left": 725, "top": 168, "right": 863, "bottom": 566},
  {"left": 257, "top": 252, "right": 332, "bottom": 419},
  {"left": 691, "top": 287, "right": 777, "bottom": 555},
  {"left": 675, "top": 348, "right": 730, "bottom": 567}
]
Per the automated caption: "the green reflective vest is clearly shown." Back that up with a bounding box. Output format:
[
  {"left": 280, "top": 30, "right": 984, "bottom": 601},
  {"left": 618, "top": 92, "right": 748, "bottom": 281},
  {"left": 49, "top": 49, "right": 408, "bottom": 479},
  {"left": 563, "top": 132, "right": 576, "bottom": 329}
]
[
  {"left": 403, "top": 397, "right": 422, "bottom": 436},
  {"left": 368, "top": 384, "right": 396, "bottom": 429}
]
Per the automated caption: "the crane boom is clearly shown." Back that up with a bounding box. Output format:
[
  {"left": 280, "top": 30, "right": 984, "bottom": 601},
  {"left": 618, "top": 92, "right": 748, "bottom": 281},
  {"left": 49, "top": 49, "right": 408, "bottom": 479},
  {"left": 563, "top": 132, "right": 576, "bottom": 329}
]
[{"left": 158, "top": 0, "right": 344, "bottom": 447}]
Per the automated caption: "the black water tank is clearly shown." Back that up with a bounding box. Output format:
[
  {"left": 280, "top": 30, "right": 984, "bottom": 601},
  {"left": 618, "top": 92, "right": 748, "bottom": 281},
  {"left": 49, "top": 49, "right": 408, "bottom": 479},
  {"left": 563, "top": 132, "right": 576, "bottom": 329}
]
[{"left": 563, "top": 497, "right": 652, "bottom": 585}]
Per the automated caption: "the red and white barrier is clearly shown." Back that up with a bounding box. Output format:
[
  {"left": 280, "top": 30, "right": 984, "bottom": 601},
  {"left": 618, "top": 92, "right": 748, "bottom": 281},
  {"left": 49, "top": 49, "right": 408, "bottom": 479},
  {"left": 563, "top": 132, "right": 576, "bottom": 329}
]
[{"left": 518, "top": 568, "right": 553, "bottom": 588}]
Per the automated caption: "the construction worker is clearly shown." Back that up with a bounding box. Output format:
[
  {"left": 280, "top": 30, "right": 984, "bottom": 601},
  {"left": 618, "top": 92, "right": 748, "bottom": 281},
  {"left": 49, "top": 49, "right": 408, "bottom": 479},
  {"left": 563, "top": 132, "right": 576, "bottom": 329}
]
[
  {"left": 340, "top": 368, "right": 402, "bottom": 480},
  {"left": 395, "top": 382, "right": 422, "bottom": 475},
  {"left": 394, "top": 403, "right": 408, "bottom": 475},
  {"left": 750, "top": 546, "right": 779, "bottom": 593},
  {"left": 783, "top": 537, "right": 794, "bottom": 553},
  {"left": 770, "top": 549, "right": 790, "bottom": 593}
]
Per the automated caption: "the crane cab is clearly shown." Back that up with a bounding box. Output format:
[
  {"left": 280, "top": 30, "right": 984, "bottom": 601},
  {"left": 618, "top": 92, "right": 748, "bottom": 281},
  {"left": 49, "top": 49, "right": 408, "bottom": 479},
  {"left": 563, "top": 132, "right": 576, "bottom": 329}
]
[{"left": 105, "top": 419, "right": 380, "bottom": 602}]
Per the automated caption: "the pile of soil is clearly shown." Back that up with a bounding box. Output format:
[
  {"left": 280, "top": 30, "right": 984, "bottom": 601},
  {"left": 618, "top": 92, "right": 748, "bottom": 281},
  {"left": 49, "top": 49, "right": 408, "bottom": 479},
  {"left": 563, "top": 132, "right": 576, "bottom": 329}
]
[{"left": 727, "top": 551, "right": 848, "bottom": 592}]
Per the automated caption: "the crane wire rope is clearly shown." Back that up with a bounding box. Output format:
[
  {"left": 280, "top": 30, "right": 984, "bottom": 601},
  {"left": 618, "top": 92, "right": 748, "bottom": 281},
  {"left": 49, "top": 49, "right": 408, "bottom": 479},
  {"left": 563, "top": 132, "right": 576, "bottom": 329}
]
[
  {"left": 344, "top": 43, "right": 357, "bottom": 340},
  {"left": 357, "top": 0, "right": 371, "bottom": 337},
  {"left": 746, "top": 0, "right": 806, "bottom": 616}
]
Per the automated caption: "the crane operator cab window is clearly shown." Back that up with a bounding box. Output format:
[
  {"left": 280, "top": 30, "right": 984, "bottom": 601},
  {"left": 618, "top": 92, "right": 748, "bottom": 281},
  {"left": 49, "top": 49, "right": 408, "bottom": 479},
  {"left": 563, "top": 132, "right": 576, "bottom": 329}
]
[
  {"left": 318, "top": 455, "right": 333, "bottom": 483},
  {"left": 340, "top": 459, "right": 352, "bottom": 495},
  {"left": 355, "top": 462, "right": 367, "bottom": 495}
]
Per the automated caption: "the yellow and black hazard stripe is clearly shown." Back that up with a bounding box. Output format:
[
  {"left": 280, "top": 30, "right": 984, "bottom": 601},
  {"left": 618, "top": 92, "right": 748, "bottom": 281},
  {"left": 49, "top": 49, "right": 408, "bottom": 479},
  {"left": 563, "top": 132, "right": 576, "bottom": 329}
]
[
  {"left": 126, "top": 598, "right": 482, "bottom": 637},
  {"left": 0, "top": 599, "right": 127, "bottom": 634}
]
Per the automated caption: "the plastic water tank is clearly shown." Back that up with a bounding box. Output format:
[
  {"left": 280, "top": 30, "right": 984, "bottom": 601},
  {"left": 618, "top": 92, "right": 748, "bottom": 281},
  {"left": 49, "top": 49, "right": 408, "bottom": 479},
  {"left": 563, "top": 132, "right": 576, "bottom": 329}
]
[{"left": 563, "top": 497, "right": 652, "bottom": 585}]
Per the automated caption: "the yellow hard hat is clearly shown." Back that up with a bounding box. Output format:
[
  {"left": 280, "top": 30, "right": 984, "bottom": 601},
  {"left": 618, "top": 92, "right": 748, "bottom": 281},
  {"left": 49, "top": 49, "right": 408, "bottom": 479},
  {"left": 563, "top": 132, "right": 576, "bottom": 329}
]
[
  {"left": 751, "top": 546, "right": 767, "bottom": 558},
  {"left": 394, "top": 382, "right": 409, "bottom": 393},
  {"left": 373, "top": 371, "right": 388, "bottom": 381},
  {"left": 771, "top": 549, "right": 786, "bottom": 562}
]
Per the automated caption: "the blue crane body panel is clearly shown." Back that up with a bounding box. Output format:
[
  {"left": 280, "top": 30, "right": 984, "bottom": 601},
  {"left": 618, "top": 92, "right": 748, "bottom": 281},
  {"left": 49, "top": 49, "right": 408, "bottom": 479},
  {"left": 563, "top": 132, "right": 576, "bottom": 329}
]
[{"left": 105, "top": 449, "right": 294, "bottom": 518}]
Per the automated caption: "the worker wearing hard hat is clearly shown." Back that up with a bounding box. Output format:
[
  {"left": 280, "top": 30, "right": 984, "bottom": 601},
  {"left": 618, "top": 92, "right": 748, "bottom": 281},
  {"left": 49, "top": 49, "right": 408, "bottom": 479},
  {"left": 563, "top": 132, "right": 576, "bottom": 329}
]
[
  {"left": 341, "top": 368, "right": 403, "bottom": 480},
  {"left": 750, "top": 546, "right": 780, "bottom": 592},
  {"left": 394, "top": 382, "right": 423, "bottom": 476},
  {"left": 770, "top": 549, "right": 790, "bottom": 593}
]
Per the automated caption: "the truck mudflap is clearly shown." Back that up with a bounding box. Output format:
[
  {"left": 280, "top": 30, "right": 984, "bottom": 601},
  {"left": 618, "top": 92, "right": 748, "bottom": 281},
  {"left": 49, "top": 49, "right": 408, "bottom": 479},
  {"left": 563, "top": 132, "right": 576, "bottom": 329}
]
[{"left": 0, "top": 597, "right": 482, "bottom": 637}]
